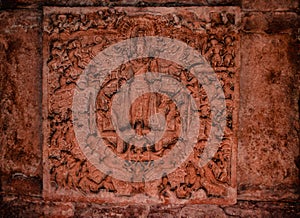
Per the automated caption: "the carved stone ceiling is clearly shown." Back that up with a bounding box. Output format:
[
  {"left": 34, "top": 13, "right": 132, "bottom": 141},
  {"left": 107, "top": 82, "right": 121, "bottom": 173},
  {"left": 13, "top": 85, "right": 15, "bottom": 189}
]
[{"left": 43, "top": 7, "right": 240, "bottom": 204}]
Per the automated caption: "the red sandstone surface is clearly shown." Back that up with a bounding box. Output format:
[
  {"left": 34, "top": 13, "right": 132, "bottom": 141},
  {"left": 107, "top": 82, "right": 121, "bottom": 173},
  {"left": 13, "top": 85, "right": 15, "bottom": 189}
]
[{"left": 0, "top": 0, "right": 299, "bottom": 217}]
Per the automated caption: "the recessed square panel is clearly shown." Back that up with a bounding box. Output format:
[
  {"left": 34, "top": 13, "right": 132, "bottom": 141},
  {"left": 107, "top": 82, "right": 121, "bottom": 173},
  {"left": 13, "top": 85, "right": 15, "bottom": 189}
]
[{"left": 43, "top": 7, "right": 240, "bottom": 204}]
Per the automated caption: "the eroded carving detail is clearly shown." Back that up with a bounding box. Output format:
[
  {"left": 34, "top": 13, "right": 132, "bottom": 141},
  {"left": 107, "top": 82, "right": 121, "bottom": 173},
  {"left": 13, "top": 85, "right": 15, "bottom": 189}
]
[{"left": 43, "top": 7, "right": 239, "bottom": 203}]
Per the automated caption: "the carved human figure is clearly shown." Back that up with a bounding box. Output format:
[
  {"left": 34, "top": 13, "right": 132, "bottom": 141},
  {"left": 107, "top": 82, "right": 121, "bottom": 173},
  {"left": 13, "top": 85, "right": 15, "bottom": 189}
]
[{"left": 223, "top": 36, "right": 235, "bottom": 67}]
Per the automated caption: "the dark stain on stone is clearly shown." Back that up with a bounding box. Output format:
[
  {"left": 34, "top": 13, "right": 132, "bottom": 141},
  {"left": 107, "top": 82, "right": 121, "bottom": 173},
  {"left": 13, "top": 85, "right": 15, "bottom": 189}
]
[
  {"left": 238, "top": 183, "right": 247, "bottom": 191},
  {"left": 295, "top": 155, "right": 300, "bottom": 168},
  {"left": 242, "top": 13, "right": 256, "bottom": 32},
  {"left": 267, "top": 70, "right": 281, "bottom": 84},
  {"left": 0, "top": 0, "right": 18, "bottom": 9},
  {"left": 265, "top": 13, "right": 298, "bottom": 34},
  {"left": 6, "top": 39, "right": 22, "bottom": 65},
  {"left": 9, "top": 173, "right": 42, "bottom": 195},
  {"left": 0, "top": 171, "right": 2, "bottom": 193}
]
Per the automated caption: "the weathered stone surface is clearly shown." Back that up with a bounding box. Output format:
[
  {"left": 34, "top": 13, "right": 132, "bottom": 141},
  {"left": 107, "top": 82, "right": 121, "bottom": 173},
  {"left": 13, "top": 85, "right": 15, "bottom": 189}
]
[
  {"left": 242, "top": 12, "right": 298, "bottom": 34},
  {"left": 0, "top": 0, "right": 241, "bottom": 9},
  {"left": 43, "top": 6, "right": 240, "bottom": 204},
  {"left": 43, "top": 202, "right": 75, "bottom": 217},
  {"left": 75, "top": 203, "right": 149, "bottom": 217},
  {"left": 148, "top": 202, "right": 300, "bottom": 217},
  {"left": 242, "top": 0, "right": 299, "bottom": 11},
  {"left": 176, "top": 204, "right": 227, "bottom": 217},
  {"left": 1, "top": 0, "right": 43, "bottom": 8},
  {"left": 0, "top": 198, "right": 75, "bottom": 218},
  {"left": 46, "top": 0, "right": 209, "bottom": 6},
  {"left": 0, "top": 198, "right": 44, "bottom": 218},
  {"left": 238, "top": 32, "right": 299, "bottom": 200},
  {"left": 0, "top": 10, "right": 42, "bottom": 196},
  {"left": 222, "top": 201, "right": 300, "bottom": 217},
  {"left": 2, "top": 198, "right": 299, "bottom": 218},
  {"left": 0, "top": 2, "right": 299, "bottom": 217}
]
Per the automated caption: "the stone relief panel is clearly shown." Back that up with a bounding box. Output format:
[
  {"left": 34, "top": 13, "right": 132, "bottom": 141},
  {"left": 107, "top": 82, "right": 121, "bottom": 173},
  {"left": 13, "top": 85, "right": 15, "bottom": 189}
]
[{"left": 43, "top": 7, "right": 240, "bottom": 204}]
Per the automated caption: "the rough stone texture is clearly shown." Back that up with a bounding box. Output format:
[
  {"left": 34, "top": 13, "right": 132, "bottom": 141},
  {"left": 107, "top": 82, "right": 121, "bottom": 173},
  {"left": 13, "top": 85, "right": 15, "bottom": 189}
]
[
  {"left": 0, "top": 198, "right": 75, "bottom": 218},
  {"left": 0, "top": 1, "right": 299, "bottom": 217},
  {"left": 75, "top": 203, "right": 149, "bottom": 217},
  {"left": 43, "top": 6, "right": 240, "bottom": 204},
  {"left": 1, "top": 199, "right": 300, "bottom": 217},
  {"left": 238, "top": 11, "right": 300, "bottom": 200},
  {"left": 242, "top": 0, "right": 299, "bottom": 11},
  {"left": 222, "top": 201, "right": 300, "bottom": 217},
  {"left": 0, "top": 10, "right": 42, "bottom": 196},
  {"left": 45, "top": 0, "right": 241, "bottom": 6},
  {"left": 0, "top": 0, "right": 242, "bottom": 9},
  {"left": 242, "top": 12, "right": 298, "bottom": 34}
]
